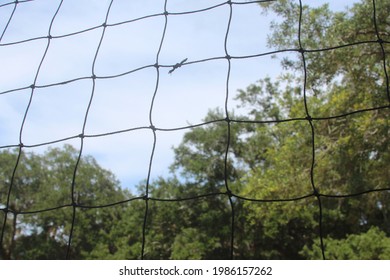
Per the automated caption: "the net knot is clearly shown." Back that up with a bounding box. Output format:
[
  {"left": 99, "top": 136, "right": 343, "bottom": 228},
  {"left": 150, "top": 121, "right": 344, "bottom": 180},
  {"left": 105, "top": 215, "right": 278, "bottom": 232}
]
[
  {"left": 169, "top": 58, "right": 188, "bottom": 74},
  {"left": 313, "top": 188, "right": 320, "bottom": 197}
]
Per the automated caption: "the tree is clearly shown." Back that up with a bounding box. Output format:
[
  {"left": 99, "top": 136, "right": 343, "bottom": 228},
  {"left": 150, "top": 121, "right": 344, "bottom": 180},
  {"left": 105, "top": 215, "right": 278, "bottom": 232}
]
[
  {"left": 155, "top": 0, "right": 389, "bottom": 259},
  {"left": 302, "top": 227, "right": 390, "bottom": 260},
  {"left": 238, "top": 0, "right": 390, "bottom": 259},
  {"left": 140, "top": 176, "right": 233, "bottom": 259},
  {"left": 0, "top": 145, "right": 136, "bottom": 259}
]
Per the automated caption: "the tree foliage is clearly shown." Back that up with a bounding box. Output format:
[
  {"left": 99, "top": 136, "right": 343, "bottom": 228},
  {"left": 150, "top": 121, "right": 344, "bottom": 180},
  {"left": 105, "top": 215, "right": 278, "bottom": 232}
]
[{"left": 0, "top": 145, "right": 139, "bottom": 259}]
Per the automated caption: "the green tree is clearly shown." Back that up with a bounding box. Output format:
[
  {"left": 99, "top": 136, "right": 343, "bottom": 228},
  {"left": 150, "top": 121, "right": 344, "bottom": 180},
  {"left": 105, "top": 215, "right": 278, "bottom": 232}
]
[
  {"left": 238, "top": 0, "right": 389, "bottom": 259},
  {"left": 140, "top": 176, "right": 233, "bottom": 259},
  {"left": 302, "top": 227, "right": 390, "bottom": 259},
  {"left": 0, "top": 145, "right": 137, "bottom": 259},
  {"left": 153, "top": 0, "right": 389, "bottom": 259}
]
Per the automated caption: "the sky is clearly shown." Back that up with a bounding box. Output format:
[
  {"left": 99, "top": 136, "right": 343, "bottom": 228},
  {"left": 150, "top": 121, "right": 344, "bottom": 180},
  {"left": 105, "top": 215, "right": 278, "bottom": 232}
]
[{"left": 0, "top": 0, "right": 359, "bottom": 192}]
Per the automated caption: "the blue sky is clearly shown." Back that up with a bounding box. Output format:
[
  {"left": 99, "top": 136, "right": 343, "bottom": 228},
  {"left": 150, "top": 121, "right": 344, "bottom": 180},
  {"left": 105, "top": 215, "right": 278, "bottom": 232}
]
[{"left": 0, "top": 0, "right": 358, "bottom": 191}]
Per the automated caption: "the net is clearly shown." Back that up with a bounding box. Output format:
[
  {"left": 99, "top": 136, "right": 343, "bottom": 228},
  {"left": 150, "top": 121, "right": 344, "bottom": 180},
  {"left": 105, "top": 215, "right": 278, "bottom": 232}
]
[{"left": 0, "top": 0, "right": 389, "bottom": 260}]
